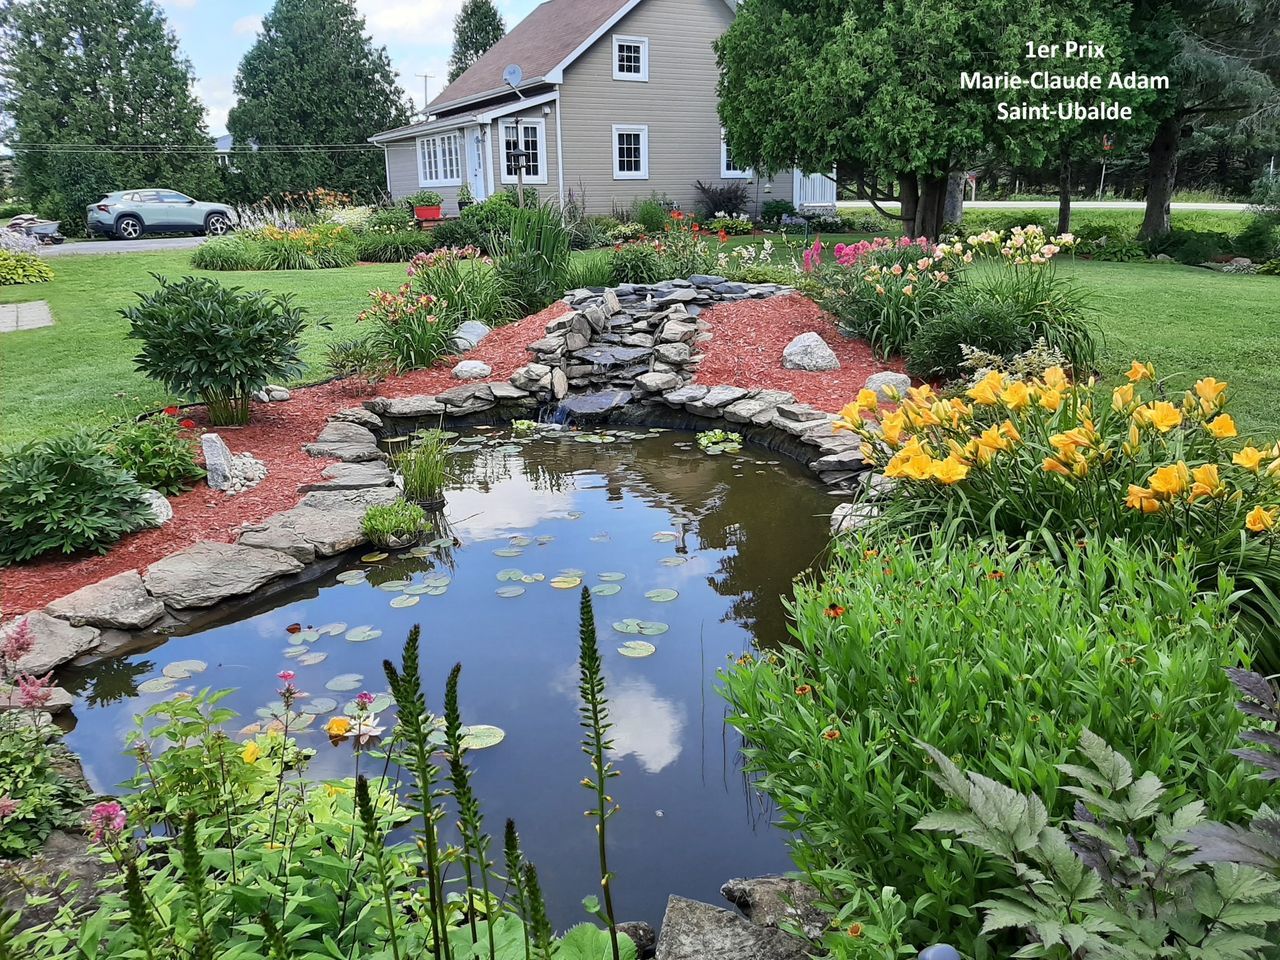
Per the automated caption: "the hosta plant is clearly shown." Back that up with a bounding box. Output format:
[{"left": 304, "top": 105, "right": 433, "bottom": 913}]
[
  {"left": 125, "top": 276, "right": 306, "bottom": 425},
  {"left": 837, "top": 364, "right": 1280, "bottom": 656},
  {"left": 0, "top": 250, "right": 54, "bottom": 285},
  {"left": 917, "top": 730, "right": 1280, "bottom": 958}
]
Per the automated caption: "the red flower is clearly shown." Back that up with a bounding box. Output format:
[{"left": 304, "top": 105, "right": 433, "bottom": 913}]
[
  {"left": 670, "top": 211, "right": 684, "bottom": 221},
  {"left": 163, "top": 406, "right": 180, "bottom": 416},
  {"left": 824, "top": 603, "right": 845, "bottom": 619},
  {"left": 691, "top": 223, "right": 701, "bottom": 232},
  {"left": 180, "top": 419, "right": 197, "bottom": 430},
  {"left": 718, "top": 229, "right": 729, "bottom": 244}
]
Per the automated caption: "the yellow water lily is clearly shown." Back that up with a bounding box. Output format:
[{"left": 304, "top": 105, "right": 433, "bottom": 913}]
[
  {"left": 324, "top": 716, "right": 353, "bottom": 738},
  {"left": 1245, "top": 505, "right": 1277, "bottom": 533},
  {"left": 1206, "top": 414, "right": 1237, "bottom": 439}
]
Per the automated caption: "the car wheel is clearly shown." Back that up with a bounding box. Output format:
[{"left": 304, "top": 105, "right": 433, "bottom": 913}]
[
  {"left": 205, "top": 213, "right": 232, "bottom": 237},
  {"left": 115, "top": 215, "right": 143, "bottom": 240}
]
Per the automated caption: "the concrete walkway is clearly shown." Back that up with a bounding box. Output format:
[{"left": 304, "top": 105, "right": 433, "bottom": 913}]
[{"left": 0, "top": 301, "right": 53, "bottom": 333}]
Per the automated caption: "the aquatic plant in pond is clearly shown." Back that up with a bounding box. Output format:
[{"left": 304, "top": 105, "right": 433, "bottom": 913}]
[{"left": 396, "top": 428, "right": 454, "bottom": 505}]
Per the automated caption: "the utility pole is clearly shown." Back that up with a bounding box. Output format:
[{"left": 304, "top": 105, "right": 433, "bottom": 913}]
[{"left": 416, "top": 73, "right": 435, "bottom": 118}]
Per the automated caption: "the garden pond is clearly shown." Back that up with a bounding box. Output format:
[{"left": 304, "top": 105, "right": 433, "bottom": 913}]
[{"left": 57, "top": 426, "right": 836, "bottom": 927}]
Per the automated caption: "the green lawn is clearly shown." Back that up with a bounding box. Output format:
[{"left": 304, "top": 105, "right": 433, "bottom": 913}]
[
  {"left": 2, "top": 246, "right": 1278, "bottom": 447},
  {"left": 0, "top": 253, "right": 408, "bottom": 446}
]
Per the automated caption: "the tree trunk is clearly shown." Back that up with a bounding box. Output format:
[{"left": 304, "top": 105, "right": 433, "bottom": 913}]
[
  {"left": 899, "top": 173, "right": 919, "bottom": 232},
  {"left": 1057, "top": 146, "right": 1073, "bottom": 235},
  {"left": 1139, "top": 115, "right": 1180, "bottom": 241},
  {"left": 912, "top": 175, "right": 947, "bottom": 240},
  {"left": 944, "top": 171, "right": 966, "bottom": 228}
]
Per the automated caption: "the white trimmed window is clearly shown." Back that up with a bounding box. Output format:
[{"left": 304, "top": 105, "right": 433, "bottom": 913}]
[
  {"left": 612, "top": 35, "right": 649, "bottom": 81},
  {"left": 500, "top": 119, "right": 547, "bottom": 185},
  {"left": 418, "top": 132, "right": 462, "bottom": 186},
  {"left": 721, "top": 131, "right": 751, "bottom": 179},
  {"left": 612, "top": 124, "right": 649, "bottom": 180}
]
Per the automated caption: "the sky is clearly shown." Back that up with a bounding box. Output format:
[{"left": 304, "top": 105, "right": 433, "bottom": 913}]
[{"left": 157, "top": 0, "right": 543, "bottom": 137}]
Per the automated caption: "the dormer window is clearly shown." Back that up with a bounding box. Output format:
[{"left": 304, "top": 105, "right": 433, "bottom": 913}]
[{"left": 612, "top": 35, "right": 649, "bottom": 82}]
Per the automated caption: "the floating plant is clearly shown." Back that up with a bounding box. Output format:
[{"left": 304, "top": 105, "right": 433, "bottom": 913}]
[
  {"left": 598, "top": 572, "right": 626, "bottom": 582},
  {"left": 496, "top": 586, "right": 525, "bottom": 598},
  {"left": 390, "top": 595, "right": 420, "bottom": 608},
  {"left": 460, "top": 724, "right": 506, "bottom": 750},
  {"left": 651, "top": 532, "right": 678, "bottom": 543},
  {"left": 138, "top": 677, "right": 177, "bottom": 694},
  {"left": 612, "top": 619, "right": 669, "bottom": 636},
  {"left": 360, "top": 552, "right": 389, "bottom": 563},
  {"left": 345, "top": 626, "right": 383, "bottom": 643},
  {"left": 659, "top": 557, "right": 688, "bottom": 567},
  {"left": 645, "top": 588, "right": 679, "bottom": 603},
  {"left": 162, "top": 659, "right": 207, "bottom": 679},
  {"left": 591, "top": 584, "right": 621, "bottom": 597},
  {"left": 617, "top": 640, "right": 656, "bottom": 658},
  {"left": 550, "top": 575, "right": 582, "bottom": 589},
  {"left": 326, "top": 673, "right": 364, "bottom": 692}
]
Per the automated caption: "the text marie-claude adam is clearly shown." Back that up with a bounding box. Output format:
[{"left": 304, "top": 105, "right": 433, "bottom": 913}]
[{"left": 961, "top": 40, "right": 1168, "bottom": 122}]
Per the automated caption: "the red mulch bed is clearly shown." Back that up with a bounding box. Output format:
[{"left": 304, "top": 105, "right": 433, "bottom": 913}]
[
  {"left": 694, "top": 293, "right": 903, "bottom": 411},
  {"left": 1, "top": 295, "right": 896, "bottom": 616},
  {"left": 0, "top": 303, "right": 568, "bottom": 616}
]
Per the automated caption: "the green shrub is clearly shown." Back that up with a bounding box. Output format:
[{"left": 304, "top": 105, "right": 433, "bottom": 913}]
[
  {"left": 461, "top": 193, "right": 519, "bottom": 246},
  {"left": 362, "top": 500, "right": 430, "bottom": 547},
  {"left": 610, "top": 240, "right": 662, "bottom": 284},
  {"left": 564, "top": 250, "right": 616, "bottom": 290},
  {"left": 102, "top": 414, "right": 204, "bottom": 496},
  {"left": 1146, "top": 228, "right": 1233, "bottom": 265},
  {"left": 430, "top": 218, "right": 483, "bottom": 249},
  {"left": 255, "top": 224, "right": 357, "bottom": 270},
  {"left": 607, "top": 221, "right": 648, "bottom": 243},
  {"left": 492, "top": 204, "right": 573, "bottom": 316},
  {"left": 191, "top": 234, "right": 259, "bottom": 271},
  {"left": 365, "top": 206, "right": 413, "bottom": 233},
  {"left": 693, "top": 180, "right": 749, "bottom": 218},
  {"left": 0, "top": 431, "right": 153, "bottom": 564},
  {"left": 760, "top": 199, "right": 796, "bottom": 224},
  {"left": 1234, "top": 214, "right": 1280, "bottom": 261},
  {"left": 1259, "top": 258, "right": 1280, "bottom": 276},
  {"left": 706, "top": 215, "right": 754, "bottom": 236},
  {"left": 403, "top": 189, "right": 444, "bottom": 208},
  {"left": 0, "top": 250, "right": 54, "bottom": 285},
  {"left": 722, "top": 535, "right": 1265, "bottom": 952},
  {"left": 352, "top": 229, "right": 438, "bottom": 263},
  {"left": 406, "top": 247, "right": 510, "bottom": 328},
  {"left": 1081, "top": 235, "right": 1147, "bottom": 261},
  {"left": 838, "top": 209, "right": 897, "bottom": 234},
  {"left": 0, "top": 721, "right": 88, "bottom": 857},
  {"left": 905, "top": 295, "right": 1032, "bottom": 380},
  {"left": 323, "top": 335, "right": 393, "bottom": 386},
  {"left": 629, "top": 195, "right": 670, "bottom": 233},
  {"left": 125, "top": 276, "right": 307, "bottom": 425}
]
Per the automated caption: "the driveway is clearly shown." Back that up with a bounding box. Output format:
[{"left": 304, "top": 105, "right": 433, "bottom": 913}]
[{"left": 41, "top": 236, "right": 207, "bottom": 256}]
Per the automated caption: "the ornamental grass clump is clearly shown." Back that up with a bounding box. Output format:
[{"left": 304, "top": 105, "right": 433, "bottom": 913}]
[
  {"left": 720, "top": 534, "right": 1266, "bottom": 953},
  {"left": 124, "top": 276, "right": 306, "bottom": 426},
  {"left": 836, "top": 362, "right": 1280, "bottom": 653}
]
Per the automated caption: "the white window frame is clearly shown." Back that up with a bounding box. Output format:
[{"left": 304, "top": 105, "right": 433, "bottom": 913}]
[
  {"left": 612, "top": 35, "right": 649, "bottom": 82},
  {"left": 611, "top": 123, "right": 649, "bottom": 180},
  {"left": 417, "top": 131, "right": 463, "bottom": 187},
  {"left": 499, "top": 118, "right": 548, "bottom": 185},
  {"left": 720, "top": 131, "right": 752, "bottom": 179}
]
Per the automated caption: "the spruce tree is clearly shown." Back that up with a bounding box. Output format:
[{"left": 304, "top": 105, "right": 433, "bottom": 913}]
[
  {"left": 227, "top": 0, "right": 412, "bottom": 201},
  {"left": 447, "top": 0, "right": 505, "bottom": 84},
  {"left": 0, "top": 0, "right": 218, "bottom": 234}
]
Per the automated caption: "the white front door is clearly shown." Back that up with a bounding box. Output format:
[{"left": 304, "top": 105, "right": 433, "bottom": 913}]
[{"left": 465, "top": 126, "right": 488, "bottom": 201}]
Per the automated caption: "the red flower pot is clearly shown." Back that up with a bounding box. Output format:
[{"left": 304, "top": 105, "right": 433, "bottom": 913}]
[{"left": 414, "top": 205, "right": 443, "bottom": 221}]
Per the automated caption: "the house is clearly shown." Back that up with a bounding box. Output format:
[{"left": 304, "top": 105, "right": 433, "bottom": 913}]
[{"left": 369, "top": 0, "right": 835, "bottom": 218}]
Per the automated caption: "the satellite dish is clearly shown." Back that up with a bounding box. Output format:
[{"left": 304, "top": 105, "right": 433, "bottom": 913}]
[{"left": 502, "top": 64, "right": 523, "bottom": 88}]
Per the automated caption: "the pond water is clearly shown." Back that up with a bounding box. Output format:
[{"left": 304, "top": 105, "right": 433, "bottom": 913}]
[{"left": 59, "top": 426, "right": 836, "bottom": 928}]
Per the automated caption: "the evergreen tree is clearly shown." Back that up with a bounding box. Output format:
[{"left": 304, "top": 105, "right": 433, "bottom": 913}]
[
  {"left": 227, "top": 0, "right": 412, "bottom": 201},
  {"left": 447, "top": 0, "right": 506, "bottom": 84},
  {"left": 0, "top": 0, "right": 218, "bottom": 234}
]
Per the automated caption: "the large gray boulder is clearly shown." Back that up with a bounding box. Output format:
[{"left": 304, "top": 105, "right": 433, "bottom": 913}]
[
  {"left": 452, "top": 359, "right": 493, "bottom": 381},
  {"left": 303, "top": 422, "right": 385, "bottom": 463},
  {"left": 201, "top": 433, "right": 235, "bottom": 490},
  {"left": 863, "top": 370, "right": 912, "bottom": 401},
  {"left": 143, "top": 541, "right": 304, "bottom": 609},
  {"left": 720, "top": 876, "right": 827, "bottom": 940},
  {"left": 782, "top": 332, "right": 840, "bottom": 372},
  {"left": 451, "top": 320, "right": 492, "bottom": 352},
  {"left": 1, "top": 612, "right": 100, "bottom": 675},
  {"left": 655, "top": 896, "right": 809, "bottom": 960},
  {"left": 237, "top": 505, "right": 368, "bottom": 563},
  {"left": 43, "top": 571, "right": 164, "bottom": 631}
]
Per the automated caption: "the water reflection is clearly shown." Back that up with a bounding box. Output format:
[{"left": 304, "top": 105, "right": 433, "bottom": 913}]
[{"left": 60, "top": 428, "right": 835, "bottom": 927}]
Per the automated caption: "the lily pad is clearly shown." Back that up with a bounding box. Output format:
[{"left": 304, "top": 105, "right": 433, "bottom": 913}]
[
  {"left": 377, "top": 579, "right": 411, "bottom": 592},
  {"left": 390, "top": 595, "right": 420, "bottom": 608},
  {"left": 343, "top": 693, "right": 393, "bottom": 716},
  {"left": 162, "top": 659, "right": 207, "bottom": 679},
  {"left": 659, "top": 556, "right": 689, "bottom": 567},
  {"left": 283, "top": 645, "right": 308, "bottom": 658},
  {"left": 298, "top": 651, "right": 328, "bottom": 666},
  {"left": 305, "top": 697, "right": 339, "bottom": 714},
  {"left": 360, "top": 552, "right": 389, "bottom": 563},
  {"left": 428, "top": 537, "right": 453, "bottom": 548},
  {"left": 618, "top": 640, "right": 656, "bottom": 658},
  {"left": 550, "top": 575, "right": 582, "bottom": 589},
  {"left": 295, "top": 629, "right": 321, "bottom": 643},
  {"left": 520, "top": 574, "right": 546, "bottom": 583},
  {"left": 326, "top": 673, "right": 364, "bottom": 692},
  {"left": 535, "top": 535, "right": 555, "bottom": 544},
  {"left": 493, "top": 548, "right": 524, "bottom": 557},
  {"left": 408, "top": 546, "right": 434, "bottom": 558},
  {"left": 425, "top": 585, "right": 448, "bottom": 596},
  {"left": 423, "top": 575, "right": 452, "bottom": 587},
  {"left": 139, "top": 677, "right": 177, "bottom": 694},
  {"left": 591, "top": 583, "right": 622, "bottom": 597},
  {"left": 336, "top": 570, "right": 368, "bottom": 585},
  {"left": 402, "top": 584, "right": 433, "bottom": 595},
  {"left": 460, "top": 725, "right": 506, "bottom": 750},
  {"left": 346, "top": 626, "right": 383, "bottom": 643},
  {"left": 638, "top": 621, "right": 669, "bottom": 636},
  {"left": 612, "top": 619, "right": 644, "bottom": 634},
  {"left": 509, "top": 536, "right": 533, "bottom": 547},
  {"left": 598, "top": 572, "right": 626, "bottom": 582},
  {"left": 317, "top": 622, "right": 348, "bottom": 637},
  {"left": 496, "top": 586, "right": 526, "bottom": 598},
  {"left": 566, "top": 511, "right": 584, "bottom": 520},
  {"left": 651, "top": 532, "right": 678, "bottom": 543},
  {"left": 645, "top": 588, "right": 679, "bottom": 603},
  {"left": 496, "top": 568, "right": 525, "bottom": 582},
  {"left": 560, "top": 568, "right": 586, "bottom": 577}
]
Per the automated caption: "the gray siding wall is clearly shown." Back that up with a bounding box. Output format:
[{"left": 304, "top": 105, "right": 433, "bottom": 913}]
[{"left": 557, "top": 0, "right": 792, "bottom": 217}]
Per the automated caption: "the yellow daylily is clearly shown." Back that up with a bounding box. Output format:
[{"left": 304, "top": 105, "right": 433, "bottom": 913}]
[
  {"left": 967, "top": 371, "right": 1005, "bottom": 406},
  {"left": 1206, "top": 414, "right": 1237, "bottom": 439},
  {"left": 1148, "top": 462, "right": 1190, "bottom": 499},
  {"left": 879, "top": 411, "right": 907, "bottom": 447},
  {"left": 1036, "top": 387, "right": 1064, "bottom": 412},
  {"left": 242, "top": 741, "right": 261, "bottom": 765},
  {"left": 1042, "top": 457, "right": 1072, "bottom": 478},
  {"left": 1042, "top": 366, "right": 1070, "bottom": 392},
  {"left": 1245, "top": 505, "right": 1277, "bottom": 533},
  {"left": 1190, "top": 464, "right": 1224, "bottom": 500},
  {"left": 930, "top": 456, "right": 969, "bottom": 485},
  {"left": 1145, "top": 401, "right": 1183, "bottom": 433},
  {"left": 1234, "top": 446, "right": 1265, "bottom": 472},
  {"left": 1125, "top": 484, "right": 1161, "bottom": 514},
  {"left": 1195, "top": 377, "right": 1229, "bottom": 411},
  {"left": 1111, "top": 383, "right": 1136, "bottom": 412},
  {"left": 856, "top": 389, "right": 880, "bottom": 412},
  {"left": 1001, "top": 381, "right": 1031, "bottom": 411},
  {"left": 1122, "top": 422, "right": 1142, "bottom": 458},
  {"left": 1125, "top": 360, "right": 1155, "bottom": 383}
]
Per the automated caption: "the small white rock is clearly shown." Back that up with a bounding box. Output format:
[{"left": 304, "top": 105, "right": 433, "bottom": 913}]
[{"left": 452, "top": 359, "right": 493, "bottom": 381}]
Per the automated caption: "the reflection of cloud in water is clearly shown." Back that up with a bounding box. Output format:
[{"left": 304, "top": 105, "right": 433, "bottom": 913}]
[
  {"left": 551, "top": 664, "right": 685, "bottom": 774},
  {"left": 446, "top": 480, "right": 579, "bottom": 542}
]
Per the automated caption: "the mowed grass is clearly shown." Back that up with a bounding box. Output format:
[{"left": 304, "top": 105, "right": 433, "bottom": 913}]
[
  {"left": 0, "top": 253, "right": 408, "bottom": 446},
  {"left": 2, "top": 243, "right": 1278, "bottom": 446}
]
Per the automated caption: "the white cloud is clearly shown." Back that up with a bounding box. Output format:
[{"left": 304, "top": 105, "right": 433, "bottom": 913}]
[
  {"left": 357, "top": 0, "right": 461, "bottom": 36},
  {"left": 232, "top": 14, "right": 262, "bottom": 36},
  {"left": 195, "top": 72, "right": 237, "bottom": 137}
]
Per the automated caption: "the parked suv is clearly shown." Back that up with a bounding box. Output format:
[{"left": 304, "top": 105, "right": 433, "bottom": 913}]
[{"left": 87, "top": 189, "right": 235, "bottom": 240}]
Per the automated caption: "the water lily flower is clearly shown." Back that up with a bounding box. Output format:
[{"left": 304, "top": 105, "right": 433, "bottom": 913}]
[{"left": 324, "top": 716, "right": 353, "bottom": 739}]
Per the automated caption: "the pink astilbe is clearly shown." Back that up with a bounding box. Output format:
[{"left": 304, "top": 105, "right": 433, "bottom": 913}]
[
  {"left": 802, "top": 237, "right": 825, "bottom": 273},
  {"left": 1, "top": 617, "right": 34, "bottom": 669},
  {"left": 88, "top": 801, "right": 127, "bottom": 844},
  {"left": 0, "top": 796, "right": 18, "bottom": 820},
  {"left": 15, "top": 672, "right": 54, "bottom": 710}
]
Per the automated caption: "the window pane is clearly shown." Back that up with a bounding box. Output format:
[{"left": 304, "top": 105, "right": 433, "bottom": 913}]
[
  {"left": 617, "top": 131, "right": 642, "bottom": 173},
  {"left": 503, "top": 125, "right": 520, "bottom": 177},
  {"left": 523, "top": 126, "right": 540, "bottom": 177},
  {"left": 617, "top": 42, "right": 642, "bottom": 74}
]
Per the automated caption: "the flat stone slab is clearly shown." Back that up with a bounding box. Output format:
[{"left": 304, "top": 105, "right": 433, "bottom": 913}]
[
  {"left": 298, "top": 461, "right": 394, "bottom": 493},
  {"left": 298, "top": 486, "right": 401, "bottom": 511},
  {"left": 721, "top": 876, "right": 827, "bottom": 940},
  {"left": 238, "top": 505, "right": 367, "bottom": 563},
  {"left": 635, "top": 371, "right": 682, "bottom": 393},
  {"left": 660, "top": 385, "right": 708, "bottom": 406},
  {"left": 686, "top": 385, "right": 751, "bottom": 416},
  {"left": 572, "top": 345, "right": 652, "bottom": 367},
  {"left": 558, "top": 388, "right": 633, "bottom": 418},
  {"left": 303, "top": 421, "right": 384, "bottom": 463},
  {"left": 0, "top": 300, "right": 53, "bottom": 334},
  {"left": 144, "top": 541, "right": 304, "bottom": 609},
  {"left": 330, "top": 407, "right": 384, "bottom": 430},
  {"left": 43, "top": 570, "right": 164, "bottom": 631},
  {"left": 1, "top": 611, "right": 100, "bottom": 675},
  {"left": 374, "top": 396, "right": 446, "bottom": 418},
  {"left": 655, "top": 896, "right": 809, "bottom": 960}
]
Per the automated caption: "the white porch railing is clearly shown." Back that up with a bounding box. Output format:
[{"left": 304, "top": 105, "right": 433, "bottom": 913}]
[{"left": 793, "top": 169, "right": 838, "bottom": 210}]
